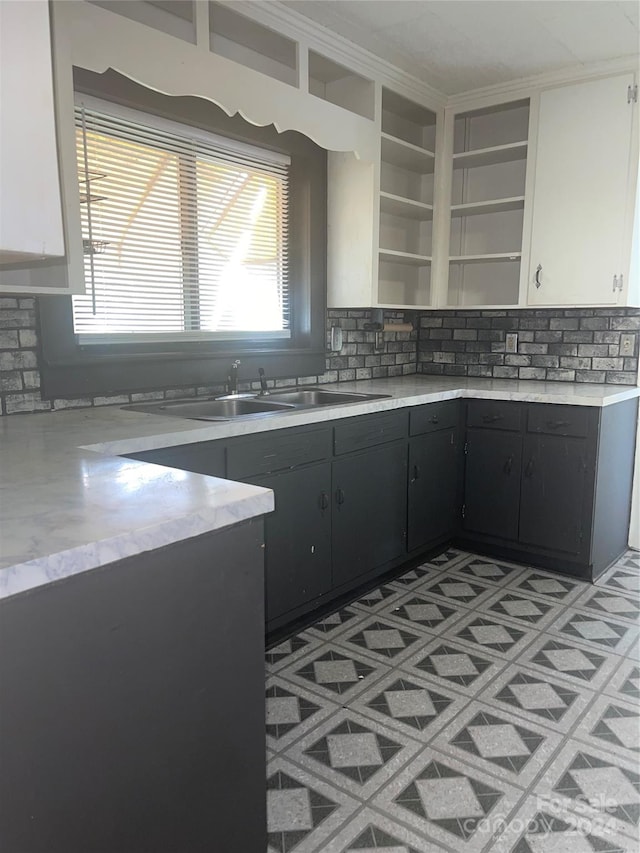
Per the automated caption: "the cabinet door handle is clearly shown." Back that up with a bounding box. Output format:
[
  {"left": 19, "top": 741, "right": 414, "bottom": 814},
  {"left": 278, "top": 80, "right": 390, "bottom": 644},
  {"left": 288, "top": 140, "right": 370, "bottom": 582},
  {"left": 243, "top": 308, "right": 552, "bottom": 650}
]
[
  {"left": 613, "top": 274, "right": 618, "bottom": 292},
  {"left": 546, "top": 420, "right": 570, "bottom": 430},
  {"left": 412, "top": 464, "right": 420, "bottom": 482},
  {"left": 319, "top": 492, "right": 329, "bottom": 511},
  {"left": 535, "top": 264, "right": 542, "bottom": 288},
  {"left": 504, "top": 455, "right": 513, "bottom": 475},
  {"left": 482, "top": 414, "right": 503, "bottom": 424},
  {"left": 525, "top": 458, "right": 535, "bottom": 478},
  {"left": 335, "top": 488, "right": 345, "bottom": 506},
  {"left": 430, "top": 415, "right": 439, "bottom": 424}
]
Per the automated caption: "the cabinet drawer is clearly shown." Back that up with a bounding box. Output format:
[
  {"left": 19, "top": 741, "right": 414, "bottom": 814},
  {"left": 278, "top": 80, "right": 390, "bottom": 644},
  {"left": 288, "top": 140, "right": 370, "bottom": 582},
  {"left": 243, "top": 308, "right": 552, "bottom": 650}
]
[
  {"left": 410, "top": 400, "right": 458, "bottom": 436},
  {"left": 333, "top": 410, "right": 408, "bottom": 456},
  {"left": 126, "top": 441, "right": 226, "bottom": 477},
  {"left": 467, "top": 400, "right": 522, "bottom": 432},
  {"left": 227, "top": 426, "right": 331, "bottom": 479},
  {"left": 527, "top": 404, "right": 591, "bottom": 438}
]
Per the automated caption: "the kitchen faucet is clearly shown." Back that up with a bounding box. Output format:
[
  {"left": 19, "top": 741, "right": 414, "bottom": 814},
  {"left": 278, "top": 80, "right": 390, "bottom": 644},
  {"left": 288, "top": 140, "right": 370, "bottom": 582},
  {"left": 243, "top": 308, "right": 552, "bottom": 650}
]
[{"left": 226, "top": 359, "right": 241, "bottom": 395}]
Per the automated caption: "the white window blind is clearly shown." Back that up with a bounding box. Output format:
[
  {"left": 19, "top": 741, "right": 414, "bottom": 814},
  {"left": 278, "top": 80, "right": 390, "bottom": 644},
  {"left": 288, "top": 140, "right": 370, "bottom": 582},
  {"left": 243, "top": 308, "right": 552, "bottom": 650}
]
[{"left": 72, "top": 96, "right": 291, "bottom": 343}]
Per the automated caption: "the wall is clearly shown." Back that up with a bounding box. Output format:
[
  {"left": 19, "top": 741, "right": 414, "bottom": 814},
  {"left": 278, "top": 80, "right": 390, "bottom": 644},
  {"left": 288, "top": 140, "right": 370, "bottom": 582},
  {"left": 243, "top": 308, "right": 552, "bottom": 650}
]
[
  {"left": 418, "top": 308, "right": 640, "bottom": 384},
  {"left": 0, "top": 298, "right": 417, "bottom": 415},
  {"left": 2, "top": 297, "right": 638, "bottom": 415}
]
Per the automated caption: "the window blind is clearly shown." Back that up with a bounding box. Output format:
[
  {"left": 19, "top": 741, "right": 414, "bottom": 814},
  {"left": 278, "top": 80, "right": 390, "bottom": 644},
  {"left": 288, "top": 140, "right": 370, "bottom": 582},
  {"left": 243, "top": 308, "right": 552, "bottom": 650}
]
[{"left": 72, "top": 96, "right": 291, "bottom": 343}]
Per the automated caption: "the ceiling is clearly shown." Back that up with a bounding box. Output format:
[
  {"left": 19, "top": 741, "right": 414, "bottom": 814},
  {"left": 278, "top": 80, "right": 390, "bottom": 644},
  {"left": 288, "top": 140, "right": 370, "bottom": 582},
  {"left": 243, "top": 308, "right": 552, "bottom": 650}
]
[{"left": 281, "top": 1, "right": 640, "bottom": 94}]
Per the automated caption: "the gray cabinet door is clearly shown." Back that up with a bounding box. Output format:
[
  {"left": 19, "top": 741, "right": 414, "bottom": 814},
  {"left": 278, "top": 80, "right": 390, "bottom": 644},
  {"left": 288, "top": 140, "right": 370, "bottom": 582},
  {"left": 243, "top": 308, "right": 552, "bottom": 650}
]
[
  {"left": 519, "top": 434, "right": 588, "bottom": 556},
  {"left": 463, "top": 429, "right": 522, "bottom": 541},
  {"left": 408, "top": 429, "right": 459, "bottom": 552},
  {"left": 253, "top": 464, "right": 332, "bottom": 622},
  {"left": 332, "top": 441, "right": 407, "bottom": 588}
]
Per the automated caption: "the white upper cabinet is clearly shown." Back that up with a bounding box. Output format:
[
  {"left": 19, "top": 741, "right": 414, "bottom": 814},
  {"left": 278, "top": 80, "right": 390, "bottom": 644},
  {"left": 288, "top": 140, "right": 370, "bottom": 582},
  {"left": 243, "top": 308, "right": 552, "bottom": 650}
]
[
  {"left": 0, "top": 1, "right": 64, "bottom": 265},
  {"left": 526, "top": 73, "right": 638, "bottom": 307}
]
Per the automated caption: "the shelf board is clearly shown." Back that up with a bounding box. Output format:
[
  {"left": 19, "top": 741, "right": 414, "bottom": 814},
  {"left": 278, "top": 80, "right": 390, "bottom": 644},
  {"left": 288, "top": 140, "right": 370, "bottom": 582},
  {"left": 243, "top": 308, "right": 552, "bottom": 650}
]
[
  {"left": 449, "top": 252, "right": 522, "bottom": 264},
  {"left": 450, "top": 196, "right": 525, "bottom": 218},
  {"left": 453, "top": 141, "right": 527, "bottom": 170},
  {"left": 375, "top": 301, "right": 432, "bottom": 310},
  {"left": 379, "top": 249, "right": 432, "bottom": 266},
  {"left": 380, "top": 192, "right": 434, "bottom": 221},
  {"left": 381, "top": 133, "right": 435, "bottom": 173}
]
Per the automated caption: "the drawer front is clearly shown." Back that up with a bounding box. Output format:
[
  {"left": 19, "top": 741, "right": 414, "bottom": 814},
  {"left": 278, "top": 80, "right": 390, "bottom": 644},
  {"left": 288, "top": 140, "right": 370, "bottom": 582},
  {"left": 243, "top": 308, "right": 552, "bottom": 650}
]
[
  {"left": 410, "top": 400, "right": 458, "bottom": 436},
  {"left": 333, "top": 409, "right": 408, "bottom": 456},
  {"left": 467, "top": 400, "right": 522, "bottom": 432},
  {"left": 126, "top": 441, "right": 226, "bottom": 477},
  {"left": 527, "top": 404, "right": 591, "bottom": 438},
  {"left": 227, "top": 426, "right": 332, "bottom": 479}
]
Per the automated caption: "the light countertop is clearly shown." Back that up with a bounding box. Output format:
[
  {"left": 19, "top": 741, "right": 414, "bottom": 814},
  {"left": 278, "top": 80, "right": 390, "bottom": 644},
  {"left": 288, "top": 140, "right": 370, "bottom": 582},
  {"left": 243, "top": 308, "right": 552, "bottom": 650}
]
[{"left": 1, "top": 376, "right": 638, "bottom": 600}]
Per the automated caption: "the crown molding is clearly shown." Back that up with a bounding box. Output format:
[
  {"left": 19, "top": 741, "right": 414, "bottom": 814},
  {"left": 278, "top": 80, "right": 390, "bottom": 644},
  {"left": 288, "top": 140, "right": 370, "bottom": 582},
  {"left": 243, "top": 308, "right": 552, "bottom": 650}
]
[
  {"left": 222, "top": 0, "right": 447, "bottom": 110},
  {"left": 447, "top": 54, "right": 639, "bottom": 110}
]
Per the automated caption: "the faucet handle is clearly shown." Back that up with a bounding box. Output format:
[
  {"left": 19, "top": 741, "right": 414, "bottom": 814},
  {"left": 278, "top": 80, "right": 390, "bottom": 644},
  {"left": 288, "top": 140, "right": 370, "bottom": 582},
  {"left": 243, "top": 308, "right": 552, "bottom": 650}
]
[{"left": 258, "top": 367, "right": 269, "bottom": 396}]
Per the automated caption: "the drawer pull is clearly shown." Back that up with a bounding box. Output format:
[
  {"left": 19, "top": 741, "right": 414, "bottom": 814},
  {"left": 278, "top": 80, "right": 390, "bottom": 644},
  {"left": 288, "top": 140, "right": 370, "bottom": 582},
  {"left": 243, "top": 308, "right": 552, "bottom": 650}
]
[
  {"left": 335, "top": 488, "right": 345, "bottom": 506},
  {"left": 430, "top": 415, "right": 439, "bottom": 424},
  {"left": 525, "top": 458, "right": 535, "bottom": 478},
  {"left": 545, "top": 420, "right": 570, "bottom": 430},
  {"left": 319, "top": 492, "right": 330, "bottom": 511},
  {"left": 411, "top": 464, "right": 420, "bottom": 482},
  {"left": 482, "top": 414, "right": 504, "bottom": 424}
]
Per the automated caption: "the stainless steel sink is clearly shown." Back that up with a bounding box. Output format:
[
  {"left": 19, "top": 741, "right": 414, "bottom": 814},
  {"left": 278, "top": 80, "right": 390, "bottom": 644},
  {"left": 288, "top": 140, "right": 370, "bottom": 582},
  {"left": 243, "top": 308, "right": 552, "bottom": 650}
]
[
  {"left": 124, "top": 398, "right": 296, "bottom": 421},
  {"left": 267, "top": 389, "right": 391, "bottom": 406},
  {"left": 123, "top": 388, "right": 391, "bottom": 421}
]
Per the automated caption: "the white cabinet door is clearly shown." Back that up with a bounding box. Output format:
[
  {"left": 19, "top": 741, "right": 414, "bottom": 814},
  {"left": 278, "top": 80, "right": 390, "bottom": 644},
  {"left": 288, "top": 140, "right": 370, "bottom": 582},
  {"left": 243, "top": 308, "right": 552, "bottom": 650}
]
[
  {"left": 527, "top": 73, "right": 635, "bottom": 306},
  {"left": 0, "top": 0, "right": 64, "bottom": 264}
]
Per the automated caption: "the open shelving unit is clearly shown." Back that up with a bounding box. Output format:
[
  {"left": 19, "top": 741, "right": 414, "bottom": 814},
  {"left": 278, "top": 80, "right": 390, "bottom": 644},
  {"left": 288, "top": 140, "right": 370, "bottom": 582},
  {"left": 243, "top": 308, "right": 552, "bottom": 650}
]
[
  {"left": 377, "top": 88, "right": 437, "bottom": 307},
  {"left": 447, "top": 99, "right": 530, "bottom": 307},
  {"left": 308, "top": 51, "right": 374, "bottom": 119},
  {"left": 209, "top": 2, "right": 298, "bottom": 86}
]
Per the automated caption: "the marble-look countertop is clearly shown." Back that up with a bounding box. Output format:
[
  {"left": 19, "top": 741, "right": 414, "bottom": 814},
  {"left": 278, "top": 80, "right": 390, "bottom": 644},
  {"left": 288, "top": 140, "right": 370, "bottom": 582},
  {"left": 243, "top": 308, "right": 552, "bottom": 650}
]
[{"left": 1, "top": 376, "right": 638, "bottom": 600}]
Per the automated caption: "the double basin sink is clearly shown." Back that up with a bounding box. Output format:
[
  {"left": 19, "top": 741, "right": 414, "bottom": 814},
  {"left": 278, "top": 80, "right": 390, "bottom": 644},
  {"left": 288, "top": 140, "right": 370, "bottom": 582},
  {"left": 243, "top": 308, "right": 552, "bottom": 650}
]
[{"left": 124, "top": 388, "right": 391, "bottom": 421}]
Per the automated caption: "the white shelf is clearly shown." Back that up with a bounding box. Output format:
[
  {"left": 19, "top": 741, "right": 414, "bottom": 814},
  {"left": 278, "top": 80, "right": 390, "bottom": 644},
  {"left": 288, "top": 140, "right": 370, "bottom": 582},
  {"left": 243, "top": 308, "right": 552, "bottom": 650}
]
[
  {"left": 450, "top": 196, "right": 525, "bottom": 218},
  {"left": 381, "top": 133, "right": 435, "bottom": 173},
  {"left": 453, "top": 141, "right": 528, "bottom": 170},
  {"left": 380, "top": 249, "right": 432, "bottom": 266},
  {"left": 380, "top": 192, "right": 434, "bottom": 221},
  {"left": 449, "top": 252, "right": 522, "bottom": 264}
]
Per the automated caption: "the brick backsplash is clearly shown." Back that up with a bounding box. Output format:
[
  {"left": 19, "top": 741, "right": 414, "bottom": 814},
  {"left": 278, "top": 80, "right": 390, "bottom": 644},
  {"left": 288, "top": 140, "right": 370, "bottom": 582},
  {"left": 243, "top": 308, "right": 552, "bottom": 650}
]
[
  {"left": 0, "top": 299, "right": 417, "bottom": 415},
  {"left": 1, "top": 298, "right": 638, "bottom": 415},
  {"left": 418, "top": 308, "right": 640, "bottom": 384}
]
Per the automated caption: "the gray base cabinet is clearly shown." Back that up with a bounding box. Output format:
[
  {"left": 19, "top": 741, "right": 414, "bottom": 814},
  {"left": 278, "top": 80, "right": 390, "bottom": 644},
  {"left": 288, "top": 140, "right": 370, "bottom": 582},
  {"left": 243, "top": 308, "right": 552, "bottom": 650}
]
[
  {"left": 127, "top": 394, "right": 637, "bottom": 623},
  {"left": 250, "top": 463, "right": 332, "bottom": 622},
  {"left": 408, "top": 401, "right": 461, "bottom": 552},
  {"left": 332, "top": 441, "right": 407, "bottom": 588},
  {"left": 461, "top": 398, "right": 637, "bottom": 579},
  {"left": 0, "top": 521, "right": 266, "bottom": 853}
]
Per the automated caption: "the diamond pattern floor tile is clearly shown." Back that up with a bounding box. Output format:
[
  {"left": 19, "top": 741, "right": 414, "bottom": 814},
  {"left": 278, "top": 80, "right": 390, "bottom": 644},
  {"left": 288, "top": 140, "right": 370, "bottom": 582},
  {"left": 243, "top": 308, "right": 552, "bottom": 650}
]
[
  {"left": 266, "top": 756, "right": 359, "bottom": 853},
  {"left": 550, "top": 610, "right": 638, "bottom": 656},
  {"left": 335, "top": 616, "right": 424, "bottom": 664},
  {"left": 574, "top": 692, "right": 640, "bottom": 761},
  {"left": 488, "top": 796, "right": 635, "bottom": 853},
  {"left": 266, "top": 549, "right": 640, "bottom": 852},
  {"left": 286, "top": 708, "right": 423, "bottom": 799},
  {"left": 381, "top": 591, "right": 465, "bottom": 634},
  {"left": 485, "top": 663, "right": 595, "bottom": 731},
  {"left": 320, "top": 807, "right": 449, "bottom": 852},
  {"left": 535, "top": 742, "right": 640, "bottom": 841},
  {"left": 431, "top": 702, "right": 563, "bottom": 787},
  {"left": 371, "top": 747, "right": 523, "bottom": 853}
]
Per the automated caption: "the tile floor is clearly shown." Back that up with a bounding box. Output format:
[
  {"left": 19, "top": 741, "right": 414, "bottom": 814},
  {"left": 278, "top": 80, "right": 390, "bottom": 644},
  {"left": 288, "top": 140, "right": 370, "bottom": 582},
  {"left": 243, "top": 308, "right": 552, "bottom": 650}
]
[{"left": 265, "top": 548, "right": 640, "bottom": 853}]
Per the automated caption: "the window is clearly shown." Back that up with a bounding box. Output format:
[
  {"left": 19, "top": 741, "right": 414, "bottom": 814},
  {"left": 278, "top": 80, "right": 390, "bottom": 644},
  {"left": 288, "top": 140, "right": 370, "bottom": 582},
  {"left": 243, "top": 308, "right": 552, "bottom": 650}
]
[
  {"left": 75, "top": 97, "right": 291, "bottom": 342},
  {"left": 39, "top": 70, "right": 326, "bottom": 400}
]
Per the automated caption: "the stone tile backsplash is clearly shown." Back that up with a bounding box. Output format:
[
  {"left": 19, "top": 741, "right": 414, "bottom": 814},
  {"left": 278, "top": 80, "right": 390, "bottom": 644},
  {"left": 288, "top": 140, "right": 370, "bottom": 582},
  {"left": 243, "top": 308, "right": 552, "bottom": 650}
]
[
  {"left": 0, "top": 298, "right": 638, "bottom": 415},
  {"left": 0, "top": 299, "right": 416, "bottom": 415},
  {"left": 418, "top": 308, "right": 640, "bottom": 384}
]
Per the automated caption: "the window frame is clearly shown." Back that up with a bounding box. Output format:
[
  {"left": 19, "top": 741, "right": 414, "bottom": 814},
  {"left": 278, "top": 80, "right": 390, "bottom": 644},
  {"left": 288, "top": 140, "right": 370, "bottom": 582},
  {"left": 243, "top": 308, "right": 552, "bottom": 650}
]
[{"left": 39, "top": 70, "right": 327, "bottom": 399}]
